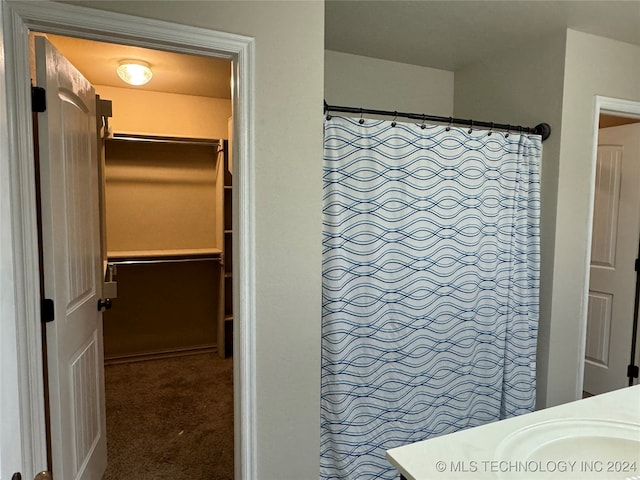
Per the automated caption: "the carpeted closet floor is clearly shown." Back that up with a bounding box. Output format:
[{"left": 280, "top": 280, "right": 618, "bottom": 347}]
[{"left": 103, "top": 353, "right": 233, "bottom": 480}]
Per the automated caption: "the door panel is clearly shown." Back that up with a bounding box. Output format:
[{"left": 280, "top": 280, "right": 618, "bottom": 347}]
[
  {"left": 585, "top": 292, "right": 612, "bottom": 366},
  {"left": 590, "top": 146, "right": 622, "bottom": 268},
  {"left": 35, "top": 36, "right": 107, "bottom": 480},
  {"left": 585, "top": 123, "right": 640, "bottom": 395}
]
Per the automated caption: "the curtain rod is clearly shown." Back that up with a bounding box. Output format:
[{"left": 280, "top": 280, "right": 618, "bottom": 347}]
[{"left": 324, "top": 101, "right": 552, "bottom": 142}]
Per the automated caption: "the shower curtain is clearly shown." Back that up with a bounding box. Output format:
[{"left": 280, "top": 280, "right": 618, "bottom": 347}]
[{"left": 321, "top": 116, "right": 541, "bottom": 480}]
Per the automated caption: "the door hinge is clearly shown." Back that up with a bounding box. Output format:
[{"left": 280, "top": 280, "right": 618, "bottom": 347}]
[
  {"left": 627, "top": 364, "right": 639, "bottom": 379},
  {"left": 41, "top": 298, "right": 54, "bottom": 323},
  {"left": 98, "top": 98, "right": 113, "bottom": 118},
  {"left": 31, "top": 86, "right": 46, "bottom": 113}
]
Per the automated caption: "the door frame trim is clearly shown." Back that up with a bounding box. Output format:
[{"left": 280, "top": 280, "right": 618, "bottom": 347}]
[
  {"left": 0, "top": 1, "right": 256, "bottom": 478},
  {"left": 577, "top": 95, "right": 640, "bottom": 397}
]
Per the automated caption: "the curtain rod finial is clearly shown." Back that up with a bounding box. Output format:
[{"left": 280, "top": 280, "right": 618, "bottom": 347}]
[{"left": 534, "top": 123, "right": 551, "bottom": 142}]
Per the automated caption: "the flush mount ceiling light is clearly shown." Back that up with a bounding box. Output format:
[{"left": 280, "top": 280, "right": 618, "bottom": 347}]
[{"left": 116, "top": 60, "right": 153, "bottom": 86}]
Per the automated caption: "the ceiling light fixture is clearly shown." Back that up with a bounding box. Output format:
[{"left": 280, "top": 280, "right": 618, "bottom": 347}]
[{"left": 116, "top": 60, "right": 153, "bottom": 86}]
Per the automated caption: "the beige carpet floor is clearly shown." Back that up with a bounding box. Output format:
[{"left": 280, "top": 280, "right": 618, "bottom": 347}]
[{"left": 103, "top": 353, "right": 233, "bottom": 480}]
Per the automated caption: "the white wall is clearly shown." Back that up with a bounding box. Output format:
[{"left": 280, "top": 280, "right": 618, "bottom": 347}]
[
  {"left": 453, "top": 32, "right": 567, "bottom": 409},
  {"left": 325, "top": 50, "right": 454, "bottom": 116},
  {"left": 548, "top": 30, "right": 640, "bottom": 407},
  {"left": 68, "top": 1, "right": 325, "bottom": 479}
]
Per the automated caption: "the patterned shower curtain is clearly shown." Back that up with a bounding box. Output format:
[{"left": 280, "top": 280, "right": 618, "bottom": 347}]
[{"left": 321, "top": 116, "right": 541, "bottom": 480}]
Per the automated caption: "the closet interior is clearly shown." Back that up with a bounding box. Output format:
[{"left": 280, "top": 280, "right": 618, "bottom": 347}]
[
  {"left": 99, "top": 99, "right": 233, "bottom": 362},
  {"left": 103, "top": 134, "right": 233, "bottom": 361},
  {"left": 39, "top": 34, "right": 235, "bottom": 363},
  {"left": 35, "top": 32, "right": 236, "bottom": 479}
]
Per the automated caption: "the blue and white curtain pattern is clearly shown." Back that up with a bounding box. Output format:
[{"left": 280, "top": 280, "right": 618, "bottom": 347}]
[{"left": 321, "top": 116, "right": 541, "bottom": 480}]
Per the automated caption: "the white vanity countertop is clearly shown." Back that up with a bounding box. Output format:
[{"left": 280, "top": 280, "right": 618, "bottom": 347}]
[{"left": 386, "top": 385, "right": 640, "bottom": 480}]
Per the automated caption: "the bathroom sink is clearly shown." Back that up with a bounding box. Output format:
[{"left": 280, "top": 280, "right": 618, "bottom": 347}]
[{"left": 495, "top": 418, "right": 640, "bottom": 479}]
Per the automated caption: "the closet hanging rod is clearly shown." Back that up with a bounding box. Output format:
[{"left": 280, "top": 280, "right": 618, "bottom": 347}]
[
  {"left": 324, "top": 101, "right": 552, "bottom": 142},
  {"left": 109, "top": 133, "right": 222, "bottom": 148},
  {"left": 107, "top": 256, "right": 222, "bottom": 266}
]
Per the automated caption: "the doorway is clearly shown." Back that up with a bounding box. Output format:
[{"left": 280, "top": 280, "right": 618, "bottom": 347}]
[
  {"left": 32, "top": 33, "right": 235, "bottom": 478},
  {"left": 583, "top": 100, "right": 640, "bottom": 397},
  {"left": 2, "top": 2, "right": 256, "bottom": 479}
]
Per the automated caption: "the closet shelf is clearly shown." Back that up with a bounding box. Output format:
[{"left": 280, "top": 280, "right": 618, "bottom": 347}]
[
  {"left": 109, "top": 132, "right": 222, "bottom": 148},
  {"left": 109, "top": 248, "right": 222, "bottom": 258},
  {"left": 108, "top": 248, "right": 222, "bottom": 264}
]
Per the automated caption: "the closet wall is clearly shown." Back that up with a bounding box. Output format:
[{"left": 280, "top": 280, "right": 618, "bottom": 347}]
[
  {"left": 96, "top": 85, "right": 230, "bottom": 138},
  {"left": 97, "top": 84, "right": 232, "bottom": 361}
]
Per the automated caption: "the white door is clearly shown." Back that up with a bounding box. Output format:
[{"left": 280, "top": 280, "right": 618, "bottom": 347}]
[
  {"left": 584, "top": 123, "right": 640, "bottom": 395},
  {"left": 35, "top": 37, "right": 107, "bottom": 479}
]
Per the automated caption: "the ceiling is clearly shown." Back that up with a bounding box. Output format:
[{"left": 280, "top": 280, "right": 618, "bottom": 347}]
[
  {"left": 45, "top": 34, "right": 232, "bottom": 99},
  {"left": 325, "top": 0, "right": 640, "bottom": 71},
  {"left": 43, "top": 1, "right": 640, "bottom": 98}
]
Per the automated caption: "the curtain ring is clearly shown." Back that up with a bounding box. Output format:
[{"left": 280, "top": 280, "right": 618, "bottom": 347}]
[
  {"left": 391, "top": 111, "right": 398, "bottom": 128},
  {"left": 505, "top": 125, "right": 511, "bottom": 138},
  {"left": 445, "top": 117, "right": 452, "bottom": 132},
  {"left": 487, "top": 122, "right": 494, "bottom": 136},
  {"left": 359, "top": 108, "right": 365, "bottom": 125},
  {"left": 420, "top": 114, "right": 426, "bottom": 129},
  {"left": 468, "top": 120, "right": 473, "bottom": 134}
]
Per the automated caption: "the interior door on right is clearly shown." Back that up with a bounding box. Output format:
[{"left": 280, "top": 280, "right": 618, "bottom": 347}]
[{"left": 584, "top": 123, "right": 640, "bottom": 395}]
